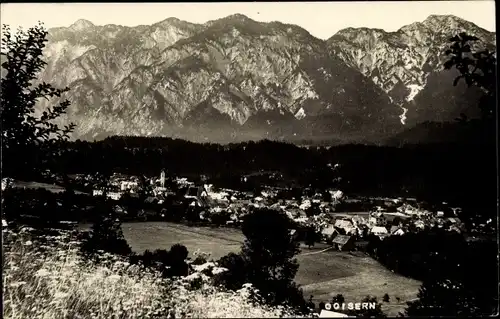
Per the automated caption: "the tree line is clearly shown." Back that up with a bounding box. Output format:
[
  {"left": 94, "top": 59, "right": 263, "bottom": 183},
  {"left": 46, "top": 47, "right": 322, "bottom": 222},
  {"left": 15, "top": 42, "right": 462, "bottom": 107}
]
[{"left": 30, "top": 135, "right": 493, "bottom": 226}]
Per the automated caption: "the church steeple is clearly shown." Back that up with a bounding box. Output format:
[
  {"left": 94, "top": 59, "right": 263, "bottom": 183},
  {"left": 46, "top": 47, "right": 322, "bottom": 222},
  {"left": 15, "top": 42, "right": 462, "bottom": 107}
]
[{"left": 160, "top": 170, "right": 165, "bottom": 188}]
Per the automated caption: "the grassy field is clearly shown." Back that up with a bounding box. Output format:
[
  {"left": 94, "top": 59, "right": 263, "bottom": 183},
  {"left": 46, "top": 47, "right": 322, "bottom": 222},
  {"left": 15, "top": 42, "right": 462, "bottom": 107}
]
[
  {"left": 10, "top": 180, "right": 88, "bottom": 195},
  {"left": 108, "top": 222, "right": 421, "bottom": 316}
]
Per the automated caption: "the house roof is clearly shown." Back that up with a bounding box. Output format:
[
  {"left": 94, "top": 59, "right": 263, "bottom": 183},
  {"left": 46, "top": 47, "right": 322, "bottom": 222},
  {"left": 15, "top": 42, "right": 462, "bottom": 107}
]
[
  {"left": 322, "top": 225, "right": 337, "bottom": 236},
  {"left": 372, "top": 226, "right": 388, "bottom": 233},
  {"left": 394, "top": 228, "right": 405, "bottom": 235},
  {"left": 332, "top": 235, "right": 352, "bottom": 245},
  {"left": 334, "top": 219, "right": 353, "bottom": 228}
]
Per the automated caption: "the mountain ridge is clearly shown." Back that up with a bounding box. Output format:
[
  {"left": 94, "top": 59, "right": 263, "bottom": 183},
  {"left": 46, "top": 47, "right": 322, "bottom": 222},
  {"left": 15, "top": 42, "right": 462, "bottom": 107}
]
[{"left": 33, "top": 14, "right": 495, "bottom": 143}]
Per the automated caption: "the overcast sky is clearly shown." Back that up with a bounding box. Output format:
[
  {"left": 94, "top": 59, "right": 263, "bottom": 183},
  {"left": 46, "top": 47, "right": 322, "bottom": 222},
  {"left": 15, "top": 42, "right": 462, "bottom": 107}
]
[{"left": 1, "top": 1, "right": 495, "bottom": 39}]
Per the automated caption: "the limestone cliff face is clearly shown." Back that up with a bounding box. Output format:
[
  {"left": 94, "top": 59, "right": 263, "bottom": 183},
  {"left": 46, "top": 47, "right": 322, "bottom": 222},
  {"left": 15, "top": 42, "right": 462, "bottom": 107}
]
[
  {"left": 327, "top": 15, "right": 495, "bottom": 125},
  {"left": 38, "top": 14, "right": 398, "bottom": 141},
  {"left": 36, "top": 14, "right": 494, "bottom": 142}
]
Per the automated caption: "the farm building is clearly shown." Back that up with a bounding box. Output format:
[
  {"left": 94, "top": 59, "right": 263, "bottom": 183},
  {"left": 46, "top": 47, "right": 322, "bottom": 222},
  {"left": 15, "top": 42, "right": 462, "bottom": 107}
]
[
  {"left": 321, "top": 225, "right": 338, "bottom": 243},
  {"left": 331, "top": 235, "right": 355, "bottom": 251},
  {"left": 334, "top": 219, "right": 356, "bottom": 234}
]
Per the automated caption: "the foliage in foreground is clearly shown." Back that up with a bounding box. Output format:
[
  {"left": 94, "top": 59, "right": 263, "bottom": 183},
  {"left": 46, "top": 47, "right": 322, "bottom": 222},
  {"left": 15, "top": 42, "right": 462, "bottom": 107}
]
[
  {"left": 215, "top": 209, "right": 308, "bottom": 310},
  {"left": 1, "top": 23, "right": 75, "bottom": 179},
  {"left": 2, "top": 226, "right": 314, "bottom": 319}
]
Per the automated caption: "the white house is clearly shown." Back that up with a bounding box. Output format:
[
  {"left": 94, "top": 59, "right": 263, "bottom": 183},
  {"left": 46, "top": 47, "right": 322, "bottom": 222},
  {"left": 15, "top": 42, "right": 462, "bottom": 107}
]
[
  {"left": 371, "top": 226, "right": 388, "bottom": 236},
  {"left": 334, "top": 219, "right": 356, "bottom": 234},
  {"left": 107, "top": 192, "right": 122, "bottom": 201},
  {"left": 93, "top": 189, "right": 104, "bottom": 196},
  {"left": 2, "top": 178, "right": 11, "bottom": 191},
  {"left": 299, "top": 200, "right": 312, "bottom": 210},
  {"left": 321, "top": 224, "right": 337, "bottom": 240},
  {"left": 393, "top": 228, "right": 405, "bottom": 236},
  {"left": 414, "top": 220, "right": 425, "bottom": 229},
  {"left": 153, "top": 187, "right": 167, "bottom": 196},
  {"left": 330, "top": 190, "right": 344, "bottom": 201},
  {"left": 368, "top": 216, "right": 378, "bottom": 225},
  {"left": 205, "top": 185, "right": 230, "bottom": 201},
  {"left": 121, "top": 181, "right": 138, "bottom": 191}
]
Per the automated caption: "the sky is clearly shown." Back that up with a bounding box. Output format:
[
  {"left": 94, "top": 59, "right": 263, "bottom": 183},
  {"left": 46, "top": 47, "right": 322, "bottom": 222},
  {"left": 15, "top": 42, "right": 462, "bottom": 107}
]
[{"left": 0, "top": 1, "right": 496, "bottom": 39}]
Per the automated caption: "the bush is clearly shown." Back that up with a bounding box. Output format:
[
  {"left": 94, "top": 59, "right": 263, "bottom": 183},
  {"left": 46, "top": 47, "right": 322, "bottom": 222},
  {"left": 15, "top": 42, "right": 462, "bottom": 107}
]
[
  {"left": 80, "top": 211, "right": 132, "bottom": 258},
  {"left": 383, "top": 293, "right": 390, "bottom": 302}
]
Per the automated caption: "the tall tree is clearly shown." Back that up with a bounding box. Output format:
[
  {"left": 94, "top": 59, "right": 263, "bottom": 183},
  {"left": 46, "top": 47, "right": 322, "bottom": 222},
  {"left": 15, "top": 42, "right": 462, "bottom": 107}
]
[
  {"left": 240, "top": 208, "right": 305, "bottom": 308},
  {"left": 1, "top": 23, "right": 75, "bottom": 179},
  {"left": 443, "top": 32, "right": 497, "bottom": 227},
  {"left": 444, "top": 32, "right": 496, "bottom": 125},
  {"left": 404, "top": 239, "right": 498, "bottom": 317},
  {"left": 80, "top": 206, "right": 132, "bottom": 258}
]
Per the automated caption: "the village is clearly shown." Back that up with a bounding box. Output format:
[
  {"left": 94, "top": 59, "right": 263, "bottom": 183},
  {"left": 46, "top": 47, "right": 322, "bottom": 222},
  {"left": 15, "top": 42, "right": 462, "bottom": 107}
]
[
  {"left": 3, "top": 165, "right": 492, "bottom": 250},
  {"left": 63, "top": 169, "right": 482, "bottom": 251}
]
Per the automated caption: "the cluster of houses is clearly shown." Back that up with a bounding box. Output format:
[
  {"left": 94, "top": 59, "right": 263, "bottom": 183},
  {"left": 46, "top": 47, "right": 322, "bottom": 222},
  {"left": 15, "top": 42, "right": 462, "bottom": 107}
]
[
  {"left": 86, "top": 170, "right": 471, "bottom": 249},
  {"left": 310, "top": 205, "right": 466, "bottom": 251}
]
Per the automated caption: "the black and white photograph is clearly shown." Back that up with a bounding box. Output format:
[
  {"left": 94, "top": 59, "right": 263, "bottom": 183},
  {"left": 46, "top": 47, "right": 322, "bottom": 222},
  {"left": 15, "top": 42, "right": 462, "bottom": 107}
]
[{"left": 1, "top": 1, "right": 497, "bottom": 318}]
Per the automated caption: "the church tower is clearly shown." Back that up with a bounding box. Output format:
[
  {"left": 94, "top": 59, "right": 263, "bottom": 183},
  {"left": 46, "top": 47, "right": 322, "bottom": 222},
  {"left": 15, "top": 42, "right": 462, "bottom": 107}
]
[{"left": 160, "top": 170, "right": 165, "bottom": 188}]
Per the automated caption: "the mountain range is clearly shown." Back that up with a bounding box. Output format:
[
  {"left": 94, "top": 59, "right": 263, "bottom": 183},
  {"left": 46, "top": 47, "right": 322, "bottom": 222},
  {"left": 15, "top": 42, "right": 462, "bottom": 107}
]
[{"left": 35, "top": 14, "right": 495, "bottom": 144}]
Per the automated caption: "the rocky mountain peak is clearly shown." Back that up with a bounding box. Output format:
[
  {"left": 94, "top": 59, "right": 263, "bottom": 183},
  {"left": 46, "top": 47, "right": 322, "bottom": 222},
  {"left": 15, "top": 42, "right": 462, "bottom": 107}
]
[
  {"left": 69, "top": 19, "right": 95, "bottom": 31},
  {"left": 221, "top": 13, "right": 252, "bottom": 22},
  {"left": 398, "top": 14, "right": 490, "bottom": 39},
  {"left": 328, "top": 14, "right": 495, "bottom": 107},
  {"left": 423, "top": 14, "right": 468, "bottom": 26},
  {"left": 204, "top": 13, "right": 255, "bottom": 28},
  {"left": 152, "top": 17, "right": 202, "bottom": 29},
  {"left": 334, "top": 27, "right": 388, "bottom": 38}
]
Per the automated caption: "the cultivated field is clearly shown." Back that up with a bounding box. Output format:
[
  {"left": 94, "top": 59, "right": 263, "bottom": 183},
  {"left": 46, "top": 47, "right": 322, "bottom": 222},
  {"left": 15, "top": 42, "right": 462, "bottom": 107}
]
[{"left": 113, "top": 222, "right": 421, "bottom": 316}]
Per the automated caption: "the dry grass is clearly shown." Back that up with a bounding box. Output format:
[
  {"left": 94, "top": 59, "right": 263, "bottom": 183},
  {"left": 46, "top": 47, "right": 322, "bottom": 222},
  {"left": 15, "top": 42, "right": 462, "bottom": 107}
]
[
  {"left": 112, "top": 222, "right": 421, "bottom": 317},
  {"left": 2, "top": 225, "right": 313, "bottom": 319},
  {"left": 300, "top": 253, "right": 421, "bottom": 317},
  {"left": 3, "top": 227, "right": 169, "bottom": 318}
]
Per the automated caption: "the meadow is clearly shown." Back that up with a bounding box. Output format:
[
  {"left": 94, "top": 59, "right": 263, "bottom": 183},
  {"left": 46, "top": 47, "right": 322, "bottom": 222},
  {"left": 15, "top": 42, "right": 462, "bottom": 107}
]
[
  {"left": 96, "top": 222, "right": 422, "bottom": 316},
  {"left": 2, "top": 225, "right": 310, "bottom": 319}
]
